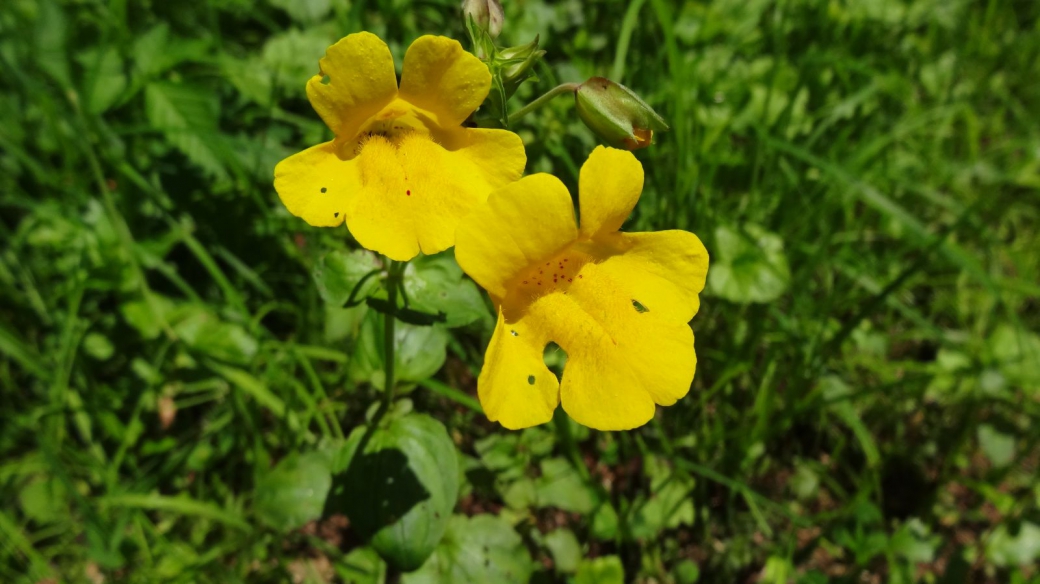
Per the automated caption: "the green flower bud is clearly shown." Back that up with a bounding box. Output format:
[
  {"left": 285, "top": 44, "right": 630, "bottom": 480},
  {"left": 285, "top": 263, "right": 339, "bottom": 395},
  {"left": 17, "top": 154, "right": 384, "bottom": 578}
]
[
  {"left": 574, "top": 77, "right": 668, "bottom": 150},
  {"left": 498, "top": 36, "right": 545, "bottom": 98},
  {"left": 461, "top": 0, "right": 504, "bottom": 39}
]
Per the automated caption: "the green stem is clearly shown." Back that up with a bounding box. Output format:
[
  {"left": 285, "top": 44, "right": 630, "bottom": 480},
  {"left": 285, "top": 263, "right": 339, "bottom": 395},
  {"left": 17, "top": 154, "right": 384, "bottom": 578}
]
[
  {"left": 507, "top": 83, "right": 580, "bottom": 126},
  {"left": 381, "top": 260, "right": 402, "bottom": 415}
]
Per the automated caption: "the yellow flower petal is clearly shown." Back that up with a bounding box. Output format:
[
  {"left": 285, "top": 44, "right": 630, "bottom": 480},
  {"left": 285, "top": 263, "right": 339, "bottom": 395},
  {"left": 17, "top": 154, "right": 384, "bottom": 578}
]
[
  {"left": 458, "top": 146, "right": 708, "bottom": 431},
  {"left": 478, "top": 309, "right": 560, "bottom": 429},
  {"left": 577, "top": 146, "right": 644, "bottom": 239},
  {"left": 455, "top": 173, "right": 577, "bottom": 301},
  {"left": 273, "top": 141, "right": 357, "bottom": 227},
  {"left": 306, "top": 32, "right": 398, "bottom": 141},
  {"left": 399, "top": 35, "right": 491, "bottom": 129},
  {"left": 347, "top": 130, "right": 525, "bottom": 261},
  {"left": 584, "top": 231, "right": 709, "bottom": 323}
]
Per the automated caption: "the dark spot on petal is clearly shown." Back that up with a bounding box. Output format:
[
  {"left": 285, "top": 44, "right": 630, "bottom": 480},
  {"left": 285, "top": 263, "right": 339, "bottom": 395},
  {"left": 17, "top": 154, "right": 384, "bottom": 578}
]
[
  {"left": 527, "top": 375, "right": 535, "bottom": 385},
  {"left": 632, "top": 299, "right": 649, "bottom": 313},
  {"left": 334, "top": 212, "right": 339, "bottom": 217},
  {"left": 510, "top": 330, "right": 518, "bottom": 337},
  {"left": 320, "top": 74, "right": 331, "bottom": 85},
  {"left": 406, "top": 190, "right": 411, "bottom": 196},
  {"left": 320, "top": 187, "right": 327, "bottom": 193}
]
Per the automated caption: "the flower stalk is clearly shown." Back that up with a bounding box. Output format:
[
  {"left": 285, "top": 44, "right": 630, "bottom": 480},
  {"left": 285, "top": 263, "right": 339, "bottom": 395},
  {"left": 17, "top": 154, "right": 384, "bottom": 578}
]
[{"left": 507, "top": 82, "right": 579, "bottom": 125}]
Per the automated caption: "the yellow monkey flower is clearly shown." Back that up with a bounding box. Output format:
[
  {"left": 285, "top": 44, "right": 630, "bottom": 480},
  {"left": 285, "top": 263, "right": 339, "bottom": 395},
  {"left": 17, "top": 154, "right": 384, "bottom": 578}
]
[
  {"left": 455, "top": 147, "right": 709, "bottom": 431},
  {"left": 274, "top": 32, "right": 526, "bottom": 261}
]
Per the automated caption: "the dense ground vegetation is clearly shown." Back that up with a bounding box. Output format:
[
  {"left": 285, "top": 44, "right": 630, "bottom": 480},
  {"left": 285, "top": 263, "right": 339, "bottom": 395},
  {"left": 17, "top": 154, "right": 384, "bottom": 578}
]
[{"left": 1, "top": 0, "right": 1039, "bottom": 582}]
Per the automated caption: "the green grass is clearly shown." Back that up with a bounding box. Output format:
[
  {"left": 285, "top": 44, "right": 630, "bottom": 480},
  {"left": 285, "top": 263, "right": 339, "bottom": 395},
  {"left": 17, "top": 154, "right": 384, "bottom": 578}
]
[{"left": 2, "top": 0, "right": 1040, "bottom": 582}]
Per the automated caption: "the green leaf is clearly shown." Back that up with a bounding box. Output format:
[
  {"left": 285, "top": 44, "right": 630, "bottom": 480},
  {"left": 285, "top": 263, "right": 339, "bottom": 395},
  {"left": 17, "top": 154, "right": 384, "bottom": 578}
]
[
  {"left": 82, "top": 332, "right": 115, "bottom": 361},
  {"left": 545, "top": 529, "right": 582, "bottom": 573},
  {"left": 328, "top": 414, "right": 459, "bottom": 571},
  {"left": 401, "top": 515, "right": 535, "bottom": 584},
  {"left": 336, "top": 546, "right": 387, "bottom": 584},
  {"left": 573, "top": 555, "right": 624, "bottom": 584},
  {"left": 403, "top": 252, "right": 488, "bottom": 328},
  {"left": 254, "top": 451, "right": 332, "bottom": 532},
  {"left": 18, "top": 475, "right": 68, "bottom": 523},
  {"left": 591, "top": 502, "right": 619, "bottom": 540},
  {"left": 988, "top": 324, "right": 1040, "bottom": 388},
  {"left": 174, "top": 308, "right": 257, "bottom": 365},
  {"left": 144, "top": 82, "right": 229, "bottom": 179},
  {"left": 534, "top": 458, "right": 597, "bottom": 513},
  {"left": 708, "top": 224, "right": 791, "bottom": 304},
  {"left": 985, "top": 522, "right": 1040, "bottom": 567},
  {"left": 675, "top": 559, "right": 700, "bottom": 584},
  {"left": 313, "top": 250, "right": 381, "bottom": 307},
  {"left": 350, "top": 310, "right": 449, "bottom": 389},
  {"left": 79, "top": 47, "right": 126, "bottom": 114},
  {"left": 977, "top": 424, "right": 1015, "bottom": 468},
  {"left": 268, "top": 0, "right": 332, "bottom": 24},
  {"left": 629, "top": 457, "right": 695, "bottom": 539}
]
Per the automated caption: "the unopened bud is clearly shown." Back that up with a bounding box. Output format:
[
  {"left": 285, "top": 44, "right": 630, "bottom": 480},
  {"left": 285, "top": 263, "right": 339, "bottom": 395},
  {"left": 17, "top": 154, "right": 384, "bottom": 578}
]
[
  {"left": 499, "top": 37, "right": 545, "bottom": 97},
  {"left": 462, "top": 0, "right": 504, "bottom": 39},
  {"left": 575, "top": 77, "right": 668, "bottom": 150}
]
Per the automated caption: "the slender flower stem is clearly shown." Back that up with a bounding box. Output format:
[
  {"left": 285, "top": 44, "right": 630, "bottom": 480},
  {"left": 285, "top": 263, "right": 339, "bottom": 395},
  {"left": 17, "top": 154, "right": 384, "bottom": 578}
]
[
  {"left": 382, "top": 260, "right": 401, "bottom": 416},
  {"left": 507, "top": 82, "right": 580, "bottom": 126}
]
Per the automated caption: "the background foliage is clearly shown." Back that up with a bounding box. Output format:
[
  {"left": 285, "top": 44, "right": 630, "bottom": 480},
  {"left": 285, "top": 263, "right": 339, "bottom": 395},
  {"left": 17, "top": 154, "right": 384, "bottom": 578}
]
[{"left": 2, "top": 0, "right": 1039, "bottom": 582}]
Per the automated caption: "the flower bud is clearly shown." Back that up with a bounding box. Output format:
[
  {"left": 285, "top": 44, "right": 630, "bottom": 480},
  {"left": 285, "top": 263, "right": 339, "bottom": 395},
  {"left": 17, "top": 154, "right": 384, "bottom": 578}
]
[
  {"left": 498, "top": 37, "right": 545, "bottom": 98},
  {"left": 462, "top": 0, "right": 504, "bottom": 39},
  {"left": 575, "top": 77, "right": 668, "bottom": 150}
]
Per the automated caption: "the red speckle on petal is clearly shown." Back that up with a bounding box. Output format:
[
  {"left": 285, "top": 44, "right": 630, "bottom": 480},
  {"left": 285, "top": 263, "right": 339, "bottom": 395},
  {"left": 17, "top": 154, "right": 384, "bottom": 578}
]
[{"left": 406, "top": 190, "right": 411, "bottom": 196}]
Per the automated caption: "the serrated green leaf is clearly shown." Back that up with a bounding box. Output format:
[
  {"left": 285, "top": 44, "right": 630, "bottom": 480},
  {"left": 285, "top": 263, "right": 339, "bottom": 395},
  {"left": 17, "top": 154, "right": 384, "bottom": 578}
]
[{"left": 145, "top": 82, "right": 229, "bottom": 179}]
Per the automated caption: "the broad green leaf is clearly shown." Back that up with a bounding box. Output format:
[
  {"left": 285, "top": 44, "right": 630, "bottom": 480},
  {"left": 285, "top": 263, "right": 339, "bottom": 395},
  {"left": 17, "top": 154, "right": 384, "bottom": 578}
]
[
  {"left": 313, "top": 250, "right": 381, "bottom": 307},
  {"left": 977, "top": 424, "right": 1015, "bottom": 468},
  {"left": 985, "top": 522, "right": 1040, "bottom": 567},
  {"left": 254, "top": 451, "right": 332, "bottom": 532},
  {"left": 534, "top": 458, "right": 597, "bottom": 513},
  {"left": 403, "top": 253, "right": 488, "bottom": 328},
  {"left": 350, "top": 310, "right": 449, "bottom": 389},
  {"left": 336, "top": 546, "right": 387, "bottom": 584},
  {"left": 591, "top": 502, "right": 619, "bottom": 540},
  {"left": 675, "top": 559, "right": 700, "bottom": 584},
  {"left": 18, "top": 475, "right": 68, "bottom": 523},
  {"left": 328, "top": 414, "right": 459, "bottom": 571},
  {"left": 401, "top": 515, "right": 535, "bottom": 584},
  {"left": 988, "top": 324, "right": 1040, "bottom": 388},
  {"left": 573, "top": 555, "right": 624, "bottom": 584},
  {"left": 708, "top": 224, "right": 790, "bottom": 304},
  {"left": 544, "top": 529, "right": 582, "bottom": 573}
]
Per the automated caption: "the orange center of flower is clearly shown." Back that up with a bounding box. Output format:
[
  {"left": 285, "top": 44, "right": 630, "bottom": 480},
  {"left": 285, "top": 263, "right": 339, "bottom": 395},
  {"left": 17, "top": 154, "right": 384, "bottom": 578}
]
[{"left": 514, "top": 249, "right": 590, "bottom": 296}]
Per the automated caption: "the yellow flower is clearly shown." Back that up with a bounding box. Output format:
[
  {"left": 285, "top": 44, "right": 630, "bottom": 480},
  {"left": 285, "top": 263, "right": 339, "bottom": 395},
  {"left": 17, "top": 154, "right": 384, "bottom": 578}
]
[
  {"left": 456, "top": 146, "right": 709, "bottom": 431},
  {"left": 274, "top": 33, "right": 526, "bottom": 261}
]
